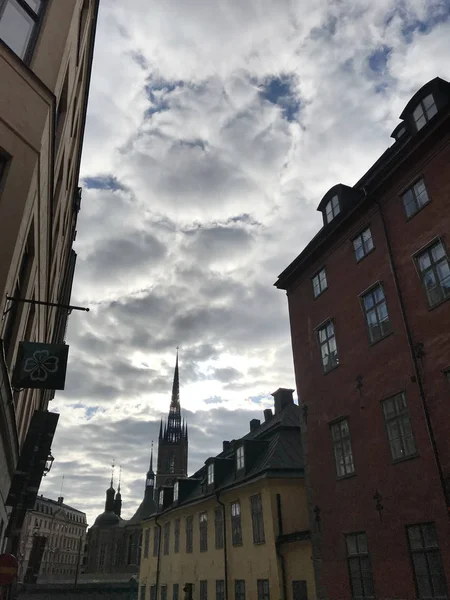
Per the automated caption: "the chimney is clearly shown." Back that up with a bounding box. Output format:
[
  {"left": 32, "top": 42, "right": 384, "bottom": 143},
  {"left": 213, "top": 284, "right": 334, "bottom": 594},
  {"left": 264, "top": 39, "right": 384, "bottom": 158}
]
[
  {"left": 263, "top": 408, "right": 273, "bottom": 422},
  {"left": 250, "top": 419, "right": 260, "bottom": 432},
  {"left": 58, "top": 497, "right": 64, "bottom": 505},
  {"left": 223, "top": 441, "right": 231, "bottom": 452},
  {"left": 272, "top": 388, "right": 295, "bottom": 414}
]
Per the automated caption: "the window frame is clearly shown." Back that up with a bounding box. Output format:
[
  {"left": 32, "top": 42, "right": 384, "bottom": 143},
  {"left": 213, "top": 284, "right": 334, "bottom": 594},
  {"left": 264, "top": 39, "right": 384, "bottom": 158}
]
[
  {"left": 207, "top": 462, "right": 214, "bottom": 485},
  {"left": 352, "top": 226, "right": 375, "bottom": 262},
  {"left": 401, "top": 177, "right": 431, "bottom": 219},
  {"left": 143, "top": 527, "right": 150, "bottom": 558},
  {"left": 0, "top": 0, "right": 47, "bottom": 64},
  {"left": 231, "top": 501, "right": 243, "bottom": 546},
  {"left": 235, "top": 580, "right": 246, "bottom": 600},
  {"left": 161, "top": 585, "right": 168, "bottom": 600},
  {"left": 199, "top": 511, "right": 208, "bottom": 552},
  {"left": 412, "top": 94, "right": 438, "bottom": 132},
  {"left": 316, "top": 318, "right": 339, "bottom": 374},
  {"left": 216, "top": 580, "right": 225, "bottom": 600},
  {"left": 406, "top": 522, "right": 448, "bottom": 599},
  {"left": 381, "top": 392, "right": 418, "bottom": 463},
  {"left": 173, "top": 482, "right": 179, "bottom": 503},
  {"left": 257, "top": 580, "right": 270, "bottom": 600},
  {"left": 185, "top": 515, "right": 193, "bottom": 553},
  {"left": 163, "top": 521, "right": 170, "bottom": 555},
  {"left": 414, "top": 237, "right": 450, "bottom": 309},
  {"left": 345, "top": 532, "right": 375, "bottom": 600},
  {"left": 200, "top": 580, "right": 208, "bottom": 600},
  {"left": 174, "top": 518, "right": 180, "bottom": 553},
  {"left": 152, "top": 526, "right": 160, "bottom": 558},
  {"left": 330, "top": 417, "right": 355, "bottom": 479},
  {"left": 359, "top": 282, "right": 392, "bottom": 345},
  {"left": 325, "top": 194, "right": 340, "bottom": 224},
  {"left": 250, "top": 494, "right": 265, "bottom": 544},
  {"left": 215, "top": 506, "right": 224, "bottom": 549},
  {"left": 173, "top": 584, "right": 179, "bottom": 600},
  {"left": 236, "top": 446, "right": 245, "bottom": 471},
  {"left": 311, "top": 266, "right": 328, "bottom": 298}
]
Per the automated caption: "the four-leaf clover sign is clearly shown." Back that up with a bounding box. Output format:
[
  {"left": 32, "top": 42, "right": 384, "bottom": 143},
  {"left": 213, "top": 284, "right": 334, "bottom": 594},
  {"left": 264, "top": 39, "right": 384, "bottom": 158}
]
[{"left": 23, "top": 350, "right": 59, "bottom": 382}]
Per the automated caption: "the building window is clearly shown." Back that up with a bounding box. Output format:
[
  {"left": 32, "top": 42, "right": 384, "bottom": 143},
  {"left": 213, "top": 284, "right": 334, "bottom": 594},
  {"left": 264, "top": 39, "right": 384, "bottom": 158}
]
[
  {"left": 144, "top": 528, "right": 150, "bottom": 558},
  {"left": 164, "top": 522, "right": 170, "bottom": 555},
  {"left": 174, "top": 518, "right": 180, "bottom": 553},
  {"left": 153, "top": 527, "right": 160, "bottom": 557},
  {"left": 200, "top": 581, "right": 208, "bottom": 600},
  {"left": 312, "top": 268, "right": 327, "bottom": 298},
  {"left": 382, "top": 393, "right": 417, "bottom": 461},
  {"left": 330, "top": 419, "right": 355, "bottom": 477},
  {"left": 407, "top": 523, "right": 448, "bottom": 599},
  {"left": 402, "top": 178, "right": 430, "bottom": 218},
  {"left": 353, "top": 228, "right": 374, "bottom": 261},
  {"left": 207, "top": 463, "right": 214, "bottom": 485},
  {"left": 346, "top": 533, "right": 375, "bottom": 599},
  {"left": 150, "top": 586, "right": 157, "bottom": 600},
  {"left": 361, "top": 283, "right": 391, "bottom": 343},
  {"left": 250, "top": 494, "right": 265, "bottom": 544},
  {"left": 236, "top": 446, "right": 245, "bottom": 470},
  {"left": 173, "top": 584, "right": 179, "bottom": 600},
  {"left": 416, "top": 240, "right": 450, "bottom": 307},
  {"left": 0, "top": 0, "right": 43, "bottom": 60},
  {"left": 159, "top": 489, "right": 164, "bottom": 509},
  {"left": 318, "top": 320, "right": 338, "bottom": 373},
  {"left": 235, "top": 580, "right": 246, "bottom": 600},
  {"left": 231, "top": 502, "right": 242, "bottom": 546},
  {"left": 413, "top": 94, "right": 438, "bottom": 131},
  {"left": 161, "top": 585, "right": 168, "bottom": 600},
  {"left": 216, "top": 580, "right": 225, "bottom": 600},
  {"left": 140, "top": 585, "right": 146, "bottom": 600},
  {"left": 173, "top": 482, "right": 179, "bottom": 502},
  {"left": 98, "top": 543, "right": 106, "bottom": 568},
  {"left": 199, "top": 512, "right": 208, "bottom": 552},
  {"left": 257, "top": 580, "right": 270, "bottom": 600},
  {"left": 325, "top": 195, "right": 340, "bottom": 224},
  {"left": 186, "top": 516, "right": 193, "bottom": 553},
  {"left": 214, "top": 507, "right": 224, "bottom": 549}
]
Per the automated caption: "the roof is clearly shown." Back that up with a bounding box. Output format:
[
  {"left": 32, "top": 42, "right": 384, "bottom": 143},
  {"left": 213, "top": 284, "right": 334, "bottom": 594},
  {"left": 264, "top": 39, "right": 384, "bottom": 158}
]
[
  {"left": 35, "top": 495, "right": 86, "bottom": 516},
  {"left": 126, "top": 492, "right": 157, "bottom": 526},
  {"left": 145, "top": 400, "right": 303, "bottom": 519}
]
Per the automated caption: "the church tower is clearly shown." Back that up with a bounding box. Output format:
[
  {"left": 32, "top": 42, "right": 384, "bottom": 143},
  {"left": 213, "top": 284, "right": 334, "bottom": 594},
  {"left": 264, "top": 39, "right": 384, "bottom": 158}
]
[{"left": 156, "top": 351, "right": 188, "bottom": 489}]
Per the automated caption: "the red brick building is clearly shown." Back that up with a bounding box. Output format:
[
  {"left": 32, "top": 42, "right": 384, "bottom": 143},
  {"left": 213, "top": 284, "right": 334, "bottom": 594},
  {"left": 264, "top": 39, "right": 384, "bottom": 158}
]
[{"left": 276, "top": 77, "right": 450, "bottom": 600}]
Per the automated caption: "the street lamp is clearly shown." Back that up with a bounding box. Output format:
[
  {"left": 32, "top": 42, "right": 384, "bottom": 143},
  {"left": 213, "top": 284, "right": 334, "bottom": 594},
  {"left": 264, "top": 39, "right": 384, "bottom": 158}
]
[{"left": 43, "top": 452, "right": 54, "bottom": 477}]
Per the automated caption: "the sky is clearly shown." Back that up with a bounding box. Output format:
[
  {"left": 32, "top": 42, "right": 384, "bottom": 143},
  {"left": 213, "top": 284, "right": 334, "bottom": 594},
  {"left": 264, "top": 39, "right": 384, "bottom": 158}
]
[{"left": 41, "top": 0, "right": 450, "bottom": 526}]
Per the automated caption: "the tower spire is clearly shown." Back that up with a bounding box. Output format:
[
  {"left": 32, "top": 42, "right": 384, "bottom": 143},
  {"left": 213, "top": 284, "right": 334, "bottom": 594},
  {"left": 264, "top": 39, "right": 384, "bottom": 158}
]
[
  {"left": 171, "top": 347, "right": 180, "bottom": 407},
  {"left": 149, "top": 441, "right": 154, "bottom": 473}
]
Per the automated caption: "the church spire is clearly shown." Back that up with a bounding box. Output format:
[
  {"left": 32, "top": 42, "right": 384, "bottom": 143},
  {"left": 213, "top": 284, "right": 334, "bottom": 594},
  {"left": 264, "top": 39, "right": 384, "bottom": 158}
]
[
  {"left": 165, "top": 350, "right": 182, "bottom": 443},
  {"left": 114, "top": 466, "right": 122, "bottom": 517},
  {"left": 145, "top": 442, "right": 155, "bottom": 496},
  {"left": 171, "top": 348, "right": 180, "bottom": 407}
]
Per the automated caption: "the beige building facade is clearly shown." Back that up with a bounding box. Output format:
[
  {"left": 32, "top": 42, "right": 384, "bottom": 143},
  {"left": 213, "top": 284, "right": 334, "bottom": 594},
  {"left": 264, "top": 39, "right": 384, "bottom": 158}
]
[
  {"left": 0, "top": 0, "right": 99, "bottom": 551},
  {"left": 140, "top": 390, "right": 316, "bottom": 600},
  {"left": 18, "top": 494, "right": 87, "bottom": 584}
]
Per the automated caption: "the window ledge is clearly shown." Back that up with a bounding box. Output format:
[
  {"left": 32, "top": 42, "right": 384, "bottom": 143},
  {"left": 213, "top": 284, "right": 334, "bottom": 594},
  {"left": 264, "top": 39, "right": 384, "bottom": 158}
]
[
  {"left": 405, "top": 199, "right": 431, "bottom": 222},
  {"left": 368, "top": 330, "right": 394, "bottom": 347},
  {"left": 392, "top": 452, "right": 420, "bottom": 465},
  {"left": 314, "top": 286, "right": 329, "bottom": 300},
  {"left": 428, "top": 294, "right": 450, "bottom": 312},
  {"left": 355, "top": 246, "right": 376, "bottom": 264},
  {"left": 253, "top": 540, "right": 266, "bottom": 546},
  {"left": 323, "top": 363, "right": 340, "bottom": 376},
  {"left": 336, "top": 472, "right": 356, "bottom": 481}
]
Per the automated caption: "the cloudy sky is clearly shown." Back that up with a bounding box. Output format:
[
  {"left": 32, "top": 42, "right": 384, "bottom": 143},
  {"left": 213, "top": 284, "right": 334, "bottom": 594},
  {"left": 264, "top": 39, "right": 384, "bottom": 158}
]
[{"left": 41, "top": 0, "right": 450, "bottom": 525}]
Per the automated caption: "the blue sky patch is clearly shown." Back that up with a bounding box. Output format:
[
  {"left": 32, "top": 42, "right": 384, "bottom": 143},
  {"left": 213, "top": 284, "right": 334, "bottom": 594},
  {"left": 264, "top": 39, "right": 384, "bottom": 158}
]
[
  {"left": 368, "top": 45, "right": 392, "bottom": 73},
  {"left": 83, "top": 174, "right": 125, "bottom": 191},
  {"left": 144, "top": 78, "right": 184, "bottom": 119},
  {"left": 259, "top": 74, "right": 301, "bottom": 122},
  {"left": 385, "top": 2, "right": 450, "bottom": 43}
]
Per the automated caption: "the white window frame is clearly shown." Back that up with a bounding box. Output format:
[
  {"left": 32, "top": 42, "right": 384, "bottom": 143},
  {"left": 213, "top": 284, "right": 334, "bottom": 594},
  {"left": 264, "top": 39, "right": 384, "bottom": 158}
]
[
  {"left": 173, "top": 482, "right": 179, "bottom": 502},
  {"left": 402, "top": 178, "right": 430, "bottom": 218},
  {"left": 207, "top": 462, "right": 214, "bottom": 485},
  {"left": 312, "top": 267, "right": 327, "bottom": 298},
  {"left": 412, "top": 93, "right": 438, "bottom": 131},
  {"left": 325, "top": 195, "right": 340, "bottom": 224},
  {"left": 353, "top": 227, "right": 374, "bottom": 261},
  {"left": 236, "top": 446, "right": 245, "bottom": 470}
]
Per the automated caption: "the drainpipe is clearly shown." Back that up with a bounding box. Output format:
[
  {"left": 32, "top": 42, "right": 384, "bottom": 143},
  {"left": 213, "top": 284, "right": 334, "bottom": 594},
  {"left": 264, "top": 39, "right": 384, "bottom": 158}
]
[
  {"left": 276, "top": 494, "right": 287, "bottom": 600},
  {"left": 216, "top": 492, "right": 228, "bottom": 600},
  {"left": 155, "top": 514, "right": 162, "bottom": 600},
  {"left": 376, "top": 199, "right": 448, "bottom": 509}
]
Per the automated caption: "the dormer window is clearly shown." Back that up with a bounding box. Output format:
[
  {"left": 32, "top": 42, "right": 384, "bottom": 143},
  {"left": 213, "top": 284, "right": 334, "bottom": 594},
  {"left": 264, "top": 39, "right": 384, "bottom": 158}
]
[
  {"left": 159, "top": 490, "right": 164, "bottom": 508},
  {"left": 173, "top": 482, "right": 179, "bottom": 502},
  {"left": 413, "top": 94, "right": 437, "bottom": 131},
  {"left": 325, "top": 195, "right": 340, "bottom": 224},
  {"left": 236, "top": 446, "right": 245, "bottom": 470},
  {"left": 207, "top": 463, "right": 214, "bottom": 485}
]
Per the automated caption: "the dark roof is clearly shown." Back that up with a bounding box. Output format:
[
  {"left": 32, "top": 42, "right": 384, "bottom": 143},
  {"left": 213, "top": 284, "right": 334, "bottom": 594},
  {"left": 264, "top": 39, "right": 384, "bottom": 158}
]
[
  {"left": 275, "top": 77, "right": 450, "bottom": 290},
  {"left": 92, "top": 510, "right": 121, "bottom": 528},
  {"left": 126, "top": 493, "right": 157, "bottom": 526},
  {"left": 36, "top": 495, "right": 86, "bottom": 516},
  {"left": 145, "top": 400, "right": 303, "bottom": 519}
]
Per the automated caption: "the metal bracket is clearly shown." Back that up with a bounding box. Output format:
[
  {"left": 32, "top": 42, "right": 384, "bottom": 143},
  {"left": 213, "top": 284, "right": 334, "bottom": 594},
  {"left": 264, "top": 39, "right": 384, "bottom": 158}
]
[{"left": 4, "top": 296, "right": 89, "bottom": 316}]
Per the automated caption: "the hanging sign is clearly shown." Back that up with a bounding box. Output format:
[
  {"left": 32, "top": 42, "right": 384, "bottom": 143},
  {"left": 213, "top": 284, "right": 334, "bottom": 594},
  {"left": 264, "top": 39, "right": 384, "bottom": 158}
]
[{"left": 12, "top": 342, "right": 69, "bottom": 390}]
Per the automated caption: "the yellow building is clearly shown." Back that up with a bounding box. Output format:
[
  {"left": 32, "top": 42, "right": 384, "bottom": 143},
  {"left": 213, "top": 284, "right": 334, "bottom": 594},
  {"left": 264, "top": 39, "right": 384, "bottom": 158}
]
[
  {"left": 0, "top": 0, "right": 99, "bottom": 552},
  {"left": 140, "top": 389, "right": 316, "bottom": 600}
]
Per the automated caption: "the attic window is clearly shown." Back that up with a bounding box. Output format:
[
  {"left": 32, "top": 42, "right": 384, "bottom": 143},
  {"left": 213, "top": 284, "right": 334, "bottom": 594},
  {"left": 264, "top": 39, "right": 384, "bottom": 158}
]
[
  {"left": 325, "top": 195, "right": 340, "bottom": 224},
  {"left": 173, "top": 482, "right": 179, "bottom": 502},
  {"left": 413, "top": 94, "right": 437, "bottom": 131},
  {"left": 159, "top": 490, "right": 164, "bottom": 508},
  {"left": 236, "top": 446, "right": 245, "bottom": 470},
  {"left": 207, "top": 463, "right": 214, "bottom": 485}
]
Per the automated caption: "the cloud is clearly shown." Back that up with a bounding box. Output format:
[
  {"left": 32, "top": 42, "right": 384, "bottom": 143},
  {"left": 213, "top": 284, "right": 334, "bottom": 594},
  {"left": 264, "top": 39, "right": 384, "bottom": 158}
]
[{"left": 40, "top": 0, "right": 450, "bottom": 527}]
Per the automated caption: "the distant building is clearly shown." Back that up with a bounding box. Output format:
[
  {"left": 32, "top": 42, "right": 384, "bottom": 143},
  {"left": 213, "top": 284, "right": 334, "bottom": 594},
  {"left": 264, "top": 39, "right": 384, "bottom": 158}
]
[
  {"left": 18, "top": 495, "right": 87, "bottom": 584},
  {"left": 0, "top": 0, "right": 100, "bottom": 552},
  {"left": 139, "top": 388, "right": 316, "bottom": 600},
  {"left": 276, "top": 77, "right": 450, "bottom": 600},
  {"left": 85, "top": 354, "right": 188, "bottom": 576}
]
